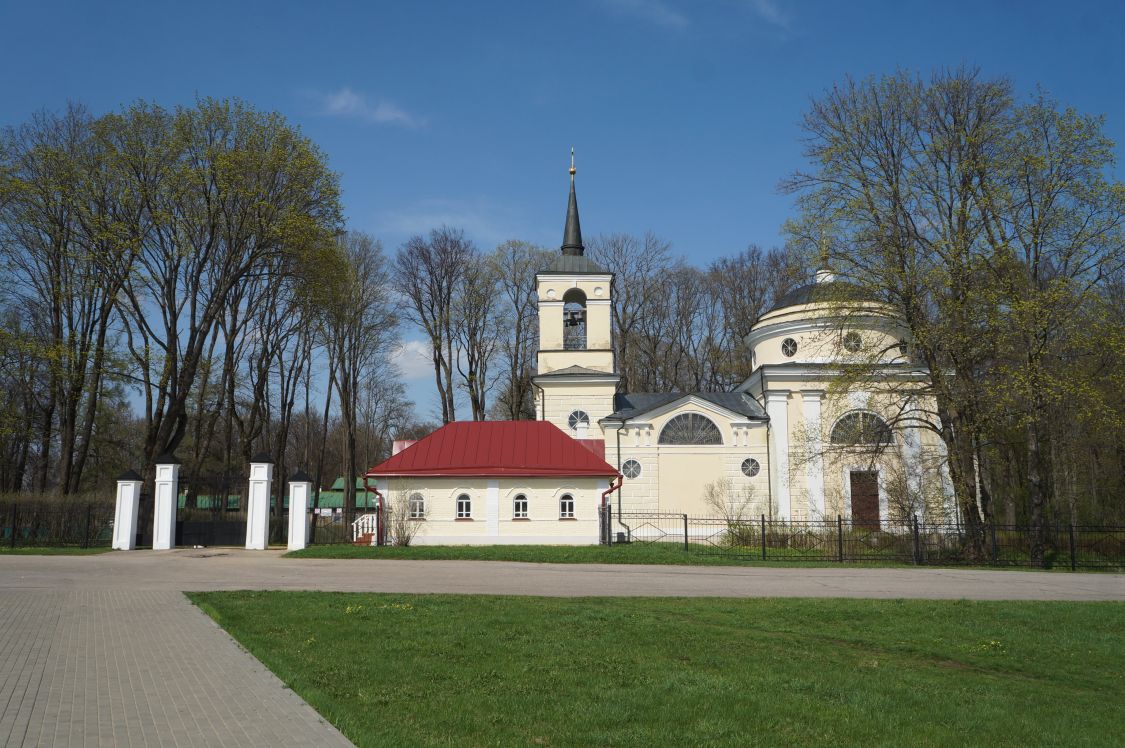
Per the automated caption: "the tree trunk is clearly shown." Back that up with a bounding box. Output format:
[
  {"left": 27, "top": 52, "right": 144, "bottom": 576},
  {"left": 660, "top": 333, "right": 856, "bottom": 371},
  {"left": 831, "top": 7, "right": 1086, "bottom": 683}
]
[{"left": 1026, "top": 418, "right": 1048, "bottom": 566}]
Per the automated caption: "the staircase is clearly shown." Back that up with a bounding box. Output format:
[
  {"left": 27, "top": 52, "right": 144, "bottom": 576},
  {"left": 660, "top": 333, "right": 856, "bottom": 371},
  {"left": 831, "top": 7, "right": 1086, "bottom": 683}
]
[{"left": 351, "top": 513, "right": 379, "bottom": 546}]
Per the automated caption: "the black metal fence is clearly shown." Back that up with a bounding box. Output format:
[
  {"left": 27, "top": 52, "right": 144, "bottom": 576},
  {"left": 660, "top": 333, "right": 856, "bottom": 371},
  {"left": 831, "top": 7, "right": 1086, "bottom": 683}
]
[
  {"left": 599, "top": 507, "right": 1125, "bottom": 570},
  {"left": 1, "top": 502, "right": 115, "bottom": 548}
]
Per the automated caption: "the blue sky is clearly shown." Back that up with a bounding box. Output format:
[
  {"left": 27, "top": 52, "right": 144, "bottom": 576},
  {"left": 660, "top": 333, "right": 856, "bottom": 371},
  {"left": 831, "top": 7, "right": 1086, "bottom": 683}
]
[{"left": 3, "top": 0, "right": 1123, "bottom": 419}]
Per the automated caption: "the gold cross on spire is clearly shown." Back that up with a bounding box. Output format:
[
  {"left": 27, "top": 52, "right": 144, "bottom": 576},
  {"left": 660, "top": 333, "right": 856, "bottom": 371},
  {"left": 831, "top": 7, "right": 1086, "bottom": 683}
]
[{"left": 569, "top": 147, "right": 576, "bottom": 178}]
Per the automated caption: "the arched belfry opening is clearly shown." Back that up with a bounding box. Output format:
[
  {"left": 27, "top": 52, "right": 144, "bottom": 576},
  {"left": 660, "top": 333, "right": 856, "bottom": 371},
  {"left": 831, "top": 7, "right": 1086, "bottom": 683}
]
[{"left": 563, "top": 288, "right": 587, "bottom": 350}]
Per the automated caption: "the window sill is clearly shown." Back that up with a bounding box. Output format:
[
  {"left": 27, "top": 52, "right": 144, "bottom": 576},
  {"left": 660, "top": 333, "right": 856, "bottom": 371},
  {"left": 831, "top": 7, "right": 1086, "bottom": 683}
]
[
  {"left": 559, "top": 517, "right": 577, "bottom": 521},
  {"left": 455, "top": 518, "right": 474, "bottom": 522},
  {"left": 512, "top": 517, "right": 531, "bottom": 521},
  {"left": 408, "top": 518, "right": 426, "bottom": 522}
]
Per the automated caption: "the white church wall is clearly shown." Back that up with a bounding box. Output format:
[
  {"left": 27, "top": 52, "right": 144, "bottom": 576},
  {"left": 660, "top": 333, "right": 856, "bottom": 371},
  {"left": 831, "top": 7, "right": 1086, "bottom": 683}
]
[
  {"left": 605, "top": 407, "right": 770, "bottom": 517},
  {"left": 541, "top": 382, "right": 617, "bottom": 439}
]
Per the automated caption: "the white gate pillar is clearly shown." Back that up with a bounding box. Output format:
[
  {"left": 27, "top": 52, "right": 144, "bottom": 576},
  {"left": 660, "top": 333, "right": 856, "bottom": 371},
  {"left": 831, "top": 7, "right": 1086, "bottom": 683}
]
[
  {"left": 287, "top": 471, "right": 312, "bottom": 551},
  {"left": 245, "top": 454, "right": 274, "bottom": 550},
  {"left": 112, "top": 469, "right": 143, "bottom": 550},
  {"left": 152, "top": 456, "right": 180, "bottom": 550}
]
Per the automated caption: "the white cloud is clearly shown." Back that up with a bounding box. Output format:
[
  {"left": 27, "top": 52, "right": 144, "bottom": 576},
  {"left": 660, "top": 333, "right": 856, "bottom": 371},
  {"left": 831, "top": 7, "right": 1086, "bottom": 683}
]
[
  {"left": 375, "top": 197, "right": 541, "bottom": 248},
  {"left": 746, "top": 0, "right": 790, "bottom": 30},
  {"left": 601, "top": 0, "right": 689, "bottom": 29},
  {"left": 389, "top": 339, "right": 434, "bottom": 381},
  {"left": 314, "top": 87, "right": 425, "bottom": 128}
]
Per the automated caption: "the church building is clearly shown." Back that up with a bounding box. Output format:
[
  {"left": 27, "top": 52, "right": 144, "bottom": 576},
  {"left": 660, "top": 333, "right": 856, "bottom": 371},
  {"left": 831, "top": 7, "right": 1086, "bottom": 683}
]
[{"left": 365, "top": 157, "right": 953, "bottom": 544}]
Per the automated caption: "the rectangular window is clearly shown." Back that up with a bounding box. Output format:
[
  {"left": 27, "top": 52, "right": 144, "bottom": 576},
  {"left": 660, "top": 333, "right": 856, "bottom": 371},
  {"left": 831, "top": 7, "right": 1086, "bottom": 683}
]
[
  {"left": 456, "top": 494, "right": 472, "bottom": 519},
  {"left": 409, "top": 493, "right": 425, "bottom": 519},
  {"left": 513, "top": 495, "right": 528, "bottom": 519},
  {"left": 559, "top": 494, "right": 575, "bottom": 519}
]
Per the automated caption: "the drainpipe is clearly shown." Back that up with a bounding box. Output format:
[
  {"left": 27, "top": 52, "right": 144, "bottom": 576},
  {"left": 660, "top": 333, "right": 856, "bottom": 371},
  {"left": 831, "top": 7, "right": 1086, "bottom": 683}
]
[
  {"left": 601, "top": 475, "right": 621, "bottom": 508},
  {"left": 362, "top": 474, "right": 385, "bottom": 546},
  {"left": 606, "top": 416, "right": 634, "bottom": 539},
  {"left": 600, "top": 474, "right": 622, "bottom": 545},
  {"left": 765, "top": 420, "right": 775, "bottom": 522}
]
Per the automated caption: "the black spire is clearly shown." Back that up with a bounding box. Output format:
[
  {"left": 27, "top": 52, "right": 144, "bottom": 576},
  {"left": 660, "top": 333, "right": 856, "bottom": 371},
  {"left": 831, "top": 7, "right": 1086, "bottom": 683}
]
[{"left": 561, "top": 148, "right": 584, "bottom": 256}]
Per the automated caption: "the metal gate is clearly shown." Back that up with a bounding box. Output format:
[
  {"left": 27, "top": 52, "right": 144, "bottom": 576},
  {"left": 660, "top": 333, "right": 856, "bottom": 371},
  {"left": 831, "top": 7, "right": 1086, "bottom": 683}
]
[{"left": 176, "top": 475, "right": 248, "bottom": 547}]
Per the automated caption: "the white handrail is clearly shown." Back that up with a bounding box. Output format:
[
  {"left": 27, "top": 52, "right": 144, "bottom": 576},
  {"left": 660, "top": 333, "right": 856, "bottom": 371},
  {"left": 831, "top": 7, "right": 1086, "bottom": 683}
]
[{"left": 351, "top": 512, "right": 379, "bottom": 542}]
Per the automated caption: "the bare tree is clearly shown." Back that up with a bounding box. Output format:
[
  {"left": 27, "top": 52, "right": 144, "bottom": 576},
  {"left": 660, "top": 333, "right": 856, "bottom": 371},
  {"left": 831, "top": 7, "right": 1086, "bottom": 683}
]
[
  {"left": 454, "top": 261, "right": 502, "bottom": 420},
  {"left": 322, "top": 231, "right": 398, "bottom": 526},
  {"left": 114, "top": 98, "right": 342, "bottom": 467},
  {"left": 0, "top": 104, "right": 137, "bottom": 492},
  {"left": 587, "top": 232, "right": 672, "bottom": 392},
  {"left": 393, "top": 227, "right": 473, "bottom": 423},
  {"left": 383, "top": 485, "right": 427, "bottom": 546},
  {"left": 783, "top": 68, "right": 1011, "bottom": 547},
  {"left": 490, "top": 240, "right": 548, "bottom": 420}
]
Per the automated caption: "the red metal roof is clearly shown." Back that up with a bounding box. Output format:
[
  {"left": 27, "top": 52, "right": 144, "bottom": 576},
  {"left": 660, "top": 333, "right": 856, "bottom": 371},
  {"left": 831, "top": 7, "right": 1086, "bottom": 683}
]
[
  {"left": 365, "top": 421, "right": 620, "bottom": 478},
  {"left": 576, "top": 439, "right": 605, "bottom": 459}
]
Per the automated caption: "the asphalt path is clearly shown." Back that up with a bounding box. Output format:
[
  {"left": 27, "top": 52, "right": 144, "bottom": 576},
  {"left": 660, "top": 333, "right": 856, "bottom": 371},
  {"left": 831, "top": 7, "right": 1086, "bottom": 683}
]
[{"left": 2, "top": 549, "right": 1122, "bottom": 600}]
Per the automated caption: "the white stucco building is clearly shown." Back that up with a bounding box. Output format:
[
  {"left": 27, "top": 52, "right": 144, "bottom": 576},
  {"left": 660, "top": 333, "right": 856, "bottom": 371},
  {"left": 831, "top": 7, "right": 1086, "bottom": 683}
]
[{"left": 366, "top": 158, "right": 953, "bottom": 544}]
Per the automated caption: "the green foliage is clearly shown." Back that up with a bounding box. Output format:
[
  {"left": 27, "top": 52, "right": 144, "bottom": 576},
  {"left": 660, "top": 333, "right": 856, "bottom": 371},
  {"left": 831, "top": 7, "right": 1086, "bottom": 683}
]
[
  {"left": 0, "top": 96, "right": 345, "bottom": 491},
  {"left": 785, "top": 68, "right": 1125, "bottom": 527}
]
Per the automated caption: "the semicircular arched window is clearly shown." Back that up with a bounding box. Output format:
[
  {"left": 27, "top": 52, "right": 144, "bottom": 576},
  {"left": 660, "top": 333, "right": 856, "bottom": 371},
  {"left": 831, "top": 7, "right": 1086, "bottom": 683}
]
[
  {"left": 658, "top": 413, "right": 723, "bottom": 445},
  {"left": 830, "top": 412, "right": 893, "bottom": 446},
  {"left": 563, "top": 288, "right": 587, "bottom": 351}
]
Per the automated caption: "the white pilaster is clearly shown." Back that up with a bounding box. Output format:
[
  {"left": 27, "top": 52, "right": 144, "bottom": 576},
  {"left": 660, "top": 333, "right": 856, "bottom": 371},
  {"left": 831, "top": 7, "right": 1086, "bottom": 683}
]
[
  {"left": 112, "top": 472, "right": 142, "bottom": 550},
  {"left": 486, "top": 479, "right": 500, "bottom": 537},
  {"left": 287, "top": 477, "right": 311, "bottom": 551},
  {"left": 940, "top": 460, "right": 957, "bottom": 523},
  {"left": 801, "top": 391, "right": 825, "bottom": 519},
  {"left": 904, "top": 427, "right": 923, "bottom": 515},
  {"left": 152, "top": 459, "right": 180, "bottom": 550},
  {"left": 765, "top": 391, "right": 791, "bottom": 521},
  {"left": 245, "top": 458, "right": 274, "bottom": 550}
]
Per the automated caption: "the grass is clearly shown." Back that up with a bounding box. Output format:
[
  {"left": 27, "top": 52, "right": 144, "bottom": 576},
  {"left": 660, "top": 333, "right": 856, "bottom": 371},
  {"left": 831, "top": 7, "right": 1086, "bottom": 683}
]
[
  {"left": 286, "top": 542, "right": 783, "bottom": 565},
  {"left": 0, "top": 545, "right": 113, "bottom": 555},
  {"left": 189, "top": 591, "right": 1124, "bottom": 746},
  {"left": 285, "top": 541, "right": 1115, "bottom": 570}
]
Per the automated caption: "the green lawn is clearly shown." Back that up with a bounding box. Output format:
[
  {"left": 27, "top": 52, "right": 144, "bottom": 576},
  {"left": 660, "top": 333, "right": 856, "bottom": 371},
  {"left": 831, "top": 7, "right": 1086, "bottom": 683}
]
[
  {"left": 0, "top": 545, "right": 113, "bottom": 555},
  {"left": 285, "top": 542, "right": 1104, "bottom": 570},
  {"left": 286, "top": 542, "right": 918, "bottom": 567},
  {"left": 189, "top": 591, "right": 1124, "bottom": 746},
  {"left": 287, "top": 542, "right": 777, "bottom": 565}
]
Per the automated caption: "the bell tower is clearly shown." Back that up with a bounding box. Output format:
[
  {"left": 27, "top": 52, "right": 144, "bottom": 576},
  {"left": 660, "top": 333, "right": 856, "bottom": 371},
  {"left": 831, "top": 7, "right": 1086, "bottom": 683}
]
[{"left": 532, "top": 151, "right": 620, "bottom": 439}]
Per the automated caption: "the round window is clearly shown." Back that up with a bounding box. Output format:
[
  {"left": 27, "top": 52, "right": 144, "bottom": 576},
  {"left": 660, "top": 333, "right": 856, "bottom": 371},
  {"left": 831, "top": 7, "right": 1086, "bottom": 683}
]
[
  {"left": 741, "top": 458, "right": 761, "bottom": 477},
  {"left": 843, "top": 331, "right": 863, "bottom": 352},
  {"left": 622, "top": 459, "right": 642, "bottom": 479},
  {"left": 781, "top": 338, "right": 798, "bottom": 357},
  {"left": 568, "top": 410, "right": 590, "bottom": 431}
]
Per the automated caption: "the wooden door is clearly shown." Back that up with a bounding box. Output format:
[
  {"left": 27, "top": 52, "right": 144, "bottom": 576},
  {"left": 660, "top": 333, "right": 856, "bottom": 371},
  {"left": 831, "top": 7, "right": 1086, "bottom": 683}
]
[{"left": 849, "top": 471, "right": 880, "bottom": 529}]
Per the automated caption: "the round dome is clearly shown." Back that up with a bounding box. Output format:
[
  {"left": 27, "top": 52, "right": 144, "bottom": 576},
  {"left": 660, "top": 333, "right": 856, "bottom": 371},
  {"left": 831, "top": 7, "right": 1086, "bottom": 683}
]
[{"left": 764, "top": 280, "right": 875, "bottom": 316}]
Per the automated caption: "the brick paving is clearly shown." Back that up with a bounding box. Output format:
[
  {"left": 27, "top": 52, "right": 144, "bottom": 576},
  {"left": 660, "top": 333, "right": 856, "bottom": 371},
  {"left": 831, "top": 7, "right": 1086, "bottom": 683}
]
[{"left": 0, "top": 588, "right": 351, "bottom": 747}]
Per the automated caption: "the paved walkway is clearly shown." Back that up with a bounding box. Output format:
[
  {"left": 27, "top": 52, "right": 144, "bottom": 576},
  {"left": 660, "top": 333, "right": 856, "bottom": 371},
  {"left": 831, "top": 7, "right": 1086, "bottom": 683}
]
[
  {"left": 2, "top": 549, "right": 1123, "bottom": 600},
  {"left": 1, "top": 551, "right": 1122, "bottom": 747},
  {"left": 0, "top": 587, "right": 351, "bottom": 747}
]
